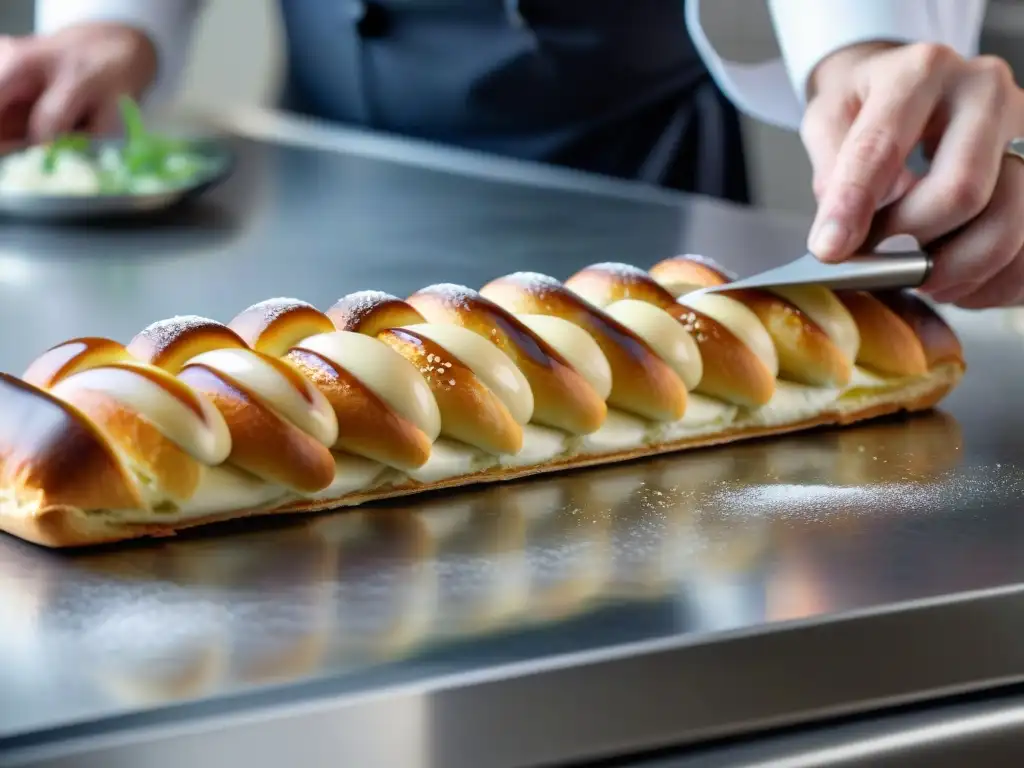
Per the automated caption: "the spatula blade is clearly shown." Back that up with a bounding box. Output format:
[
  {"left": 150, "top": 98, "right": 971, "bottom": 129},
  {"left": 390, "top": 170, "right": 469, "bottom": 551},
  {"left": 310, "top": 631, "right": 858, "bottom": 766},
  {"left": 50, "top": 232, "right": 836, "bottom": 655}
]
[{"left": 696, "top": 251, "right": 932, "bottom": 296}]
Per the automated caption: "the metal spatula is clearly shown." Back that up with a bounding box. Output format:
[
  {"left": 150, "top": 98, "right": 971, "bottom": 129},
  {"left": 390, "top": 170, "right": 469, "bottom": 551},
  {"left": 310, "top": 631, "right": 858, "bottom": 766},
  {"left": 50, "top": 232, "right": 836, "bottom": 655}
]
[{"left": 696, "top": 250, "right": 932, "bottom": 295}]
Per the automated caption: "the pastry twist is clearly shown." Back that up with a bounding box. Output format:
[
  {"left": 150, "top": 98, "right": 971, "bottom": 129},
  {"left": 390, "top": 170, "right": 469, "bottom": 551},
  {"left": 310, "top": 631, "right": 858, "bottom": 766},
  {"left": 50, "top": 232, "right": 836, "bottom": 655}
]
[{"left": 0, "top": 254, "right": 965, "bottom": 547}]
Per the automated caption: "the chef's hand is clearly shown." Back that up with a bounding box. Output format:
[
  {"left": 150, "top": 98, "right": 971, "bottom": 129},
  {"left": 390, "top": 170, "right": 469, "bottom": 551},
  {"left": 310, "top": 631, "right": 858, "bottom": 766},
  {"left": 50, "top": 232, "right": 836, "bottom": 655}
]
[
  {"left": 0, "top": 24, "right": 156, "bottom": 145},
  {"left": 802, "top": 42, "right": 1024, "bottom": 308}
]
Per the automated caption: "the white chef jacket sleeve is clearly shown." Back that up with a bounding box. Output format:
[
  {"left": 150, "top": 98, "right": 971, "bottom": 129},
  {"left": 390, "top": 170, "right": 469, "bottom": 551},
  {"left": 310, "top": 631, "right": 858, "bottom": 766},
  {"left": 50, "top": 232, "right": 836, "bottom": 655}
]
[
  {"left": 35, "top": 0, "right": 203, "bottom": 103},
  {"left": 685, "top": 0, "right": 988, "bottom": 131}
]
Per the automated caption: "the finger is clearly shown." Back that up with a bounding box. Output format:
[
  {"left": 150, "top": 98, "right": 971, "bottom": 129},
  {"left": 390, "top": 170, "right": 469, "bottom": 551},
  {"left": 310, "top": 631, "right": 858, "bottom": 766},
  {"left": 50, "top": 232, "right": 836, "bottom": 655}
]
[
  {"left": 858, "top": 174, "right": 924, "bottom": 253},
  {"left": 954, "top": 248, "right": 1024, "bottom": 309},
  {"left": 808, "top": 45, "right": 954, "bottom": 262},
  {"left": 0, "top": 100, "right": 32, "bottom": 144},
  {"left": 923, "top": 155, "right": 1024, "bottom": 303},
  {"left": 875, "top": 58, "right": 1013, "bottom": 247},
  {"left": 0, "top": 39, "right": 47, "bottom": 136},
  {"left": 85, "top": 97, "right": 121, "bottom": 137},
  {"left": 28, "top": 63, "right": 107, "bottom": 141},
  {"left": 803, "top": 99, "right": 919, "bottom": 208},
  {"left": 879, "top": 166, "right": 919, "bottom": 208},
  {"left": 800, "top": 95, "right": 856, "bottom": 200}
]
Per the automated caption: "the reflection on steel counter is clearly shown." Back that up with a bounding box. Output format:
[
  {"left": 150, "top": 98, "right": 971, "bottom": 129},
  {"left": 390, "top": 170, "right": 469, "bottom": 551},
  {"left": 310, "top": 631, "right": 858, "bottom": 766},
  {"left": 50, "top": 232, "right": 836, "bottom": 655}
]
[{"left": 0, "top": 411, "right": 964, "bottom": 712}]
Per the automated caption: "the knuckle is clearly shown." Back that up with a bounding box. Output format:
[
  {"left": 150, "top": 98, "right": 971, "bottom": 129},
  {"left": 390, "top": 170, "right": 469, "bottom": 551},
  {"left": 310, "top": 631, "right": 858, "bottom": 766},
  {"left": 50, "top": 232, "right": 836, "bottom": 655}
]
[
  {"left": 971, "top": 56, "right": 1015, "bottom": 110},
  {"left": 849, "top": 126, "right": 903, "bottom": 178},
  {"left": 904, "top": 42, "right": 958, "bottom": 79},
  {"left": 989, "top": 225, "right": 1017, "bottom": 259},
  {"left": 829, "top": 178, "right": 875, "bottom": 224},
  {"left": 972, "top": 55, "right": 1015, "bottom": 88},
  {"left": 799, "top": 100, "right": 833, "bottom": 142},
  {"left": 0, "top": 35, "right": 24, "bottom": 64},
  {"left": 990, "top": 208, "right": 1024, "bottom": 254},
  {"left": 943, "top": 174, "right": 989, "bottom": 218}
]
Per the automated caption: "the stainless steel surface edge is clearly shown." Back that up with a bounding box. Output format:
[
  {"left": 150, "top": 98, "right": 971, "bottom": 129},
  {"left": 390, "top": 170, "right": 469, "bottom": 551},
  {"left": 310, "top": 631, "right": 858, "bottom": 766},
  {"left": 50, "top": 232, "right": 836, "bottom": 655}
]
[
  {"left": 5, "top": 585, "right": 1024, "bottom": 768},
  {"left": 642, "top": 692, "right": 1024, "bottom": 767}
]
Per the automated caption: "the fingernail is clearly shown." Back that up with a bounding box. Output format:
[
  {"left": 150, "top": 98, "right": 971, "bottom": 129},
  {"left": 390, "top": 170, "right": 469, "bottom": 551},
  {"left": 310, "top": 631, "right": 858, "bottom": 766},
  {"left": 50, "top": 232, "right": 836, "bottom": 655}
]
[{"left": 808, "top": 219, "right": 849, "bottom": 262}]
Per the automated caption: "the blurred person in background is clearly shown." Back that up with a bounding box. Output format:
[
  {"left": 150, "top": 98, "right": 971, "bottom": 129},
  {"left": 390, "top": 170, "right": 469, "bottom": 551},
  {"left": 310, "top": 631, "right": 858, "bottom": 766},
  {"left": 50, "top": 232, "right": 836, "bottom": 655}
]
[{"left": 2, "top": 1, "right": 1023, "bottom": 308}]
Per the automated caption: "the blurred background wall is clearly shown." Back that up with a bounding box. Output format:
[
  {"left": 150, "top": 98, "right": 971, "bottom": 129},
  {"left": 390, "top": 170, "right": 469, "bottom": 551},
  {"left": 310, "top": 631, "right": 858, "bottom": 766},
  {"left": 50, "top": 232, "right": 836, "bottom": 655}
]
[{"left": 2, "top": 1, "right": 1022, "bottom": 217}]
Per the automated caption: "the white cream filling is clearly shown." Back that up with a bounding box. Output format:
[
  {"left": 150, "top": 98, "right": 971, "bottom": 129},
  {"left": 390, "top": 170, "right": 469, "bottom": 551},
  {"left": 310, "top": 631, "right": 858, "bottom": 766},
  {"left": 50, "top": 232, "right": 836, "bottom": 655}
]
[
  {"left": 51, "top": 366, "right": 231, "bottom": 466},
  {"left": 845, "top": 365, "right": 908, "bottom": 392},
  {"left": 296, "top": 331, "right": 443, "bottom": 441},
  {"left": 654, "top": 393, "right": 739, "bottom": 442},
  {"left": 104, "top": 465, "right": 286, "bottom": 523},
  {"left": 500, "top": 424, "right": 569, "bottom": 468},
  {"left": 571, "top": 409, "right": 650, "bottom": 455},
  {"left": 403, "top": 438, "right": 497, "bottom": 484},
  {"left": 603, "top": 299, "right": 703, "bottom": 390},
  {"left": 309, "top": 453, "right": 387, "bottom": 499},
  {"left": 679, "top": 292, "right": 779, "bottom": 377},
  {"left": 183, "top": 348, "right": 338, "bottom": 447},
  {"left": 770, "top": 285, "right": 860, "bottom": 364},
  {"left": 402, "top": 323, "right": 534, "bottom": 425},
  {"left": 743, "top": 380, "right": 842, "bottom": 428},
  {"left": 515, "top": 313, "right": 613, "bottom": 400}
]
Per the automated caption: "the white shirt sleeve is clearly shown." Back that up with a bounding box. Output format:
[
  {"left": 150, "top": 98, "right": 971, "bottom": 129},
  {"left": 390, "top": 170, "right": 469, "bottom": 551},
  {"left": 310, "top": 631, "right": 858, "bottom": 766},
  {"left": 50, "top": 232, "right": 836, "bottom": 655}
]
[
  {"left": 685, "top": 0, "right": 988, "bottom": 131},
  {"left": 35, "top": 0, "right": 203, "bottom": 103}
]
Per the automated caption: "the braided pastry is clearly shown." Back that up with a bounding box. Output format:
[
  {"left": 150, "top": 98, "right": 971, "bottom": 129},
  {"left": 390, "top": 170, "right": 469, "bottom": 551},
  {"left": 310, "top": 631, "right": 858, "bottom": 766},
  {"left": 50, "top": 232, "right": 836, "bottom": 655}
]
[{"left": 0, "top": 254, "right": 965, "bottom": 548}]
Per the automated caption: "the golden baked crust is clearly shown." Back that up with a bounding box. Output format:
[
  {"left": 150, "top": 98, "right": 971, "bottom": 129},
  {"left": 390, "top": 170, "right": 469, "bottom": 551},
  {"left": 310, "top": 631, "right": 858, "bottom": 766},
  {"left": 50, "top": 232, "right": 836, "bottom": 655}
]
[
  {"left": 408, "top": 284, "right": 607, "bottom": 435},
  {"left": 836, "top": 291, "right": 929, "bottom": 377},
  {"left": 0, "top": 254, "right": 966, "bottom": 549},
  {"left": 481, "top": 272, "right": 689, "bottom": 421},
  {"left": 875, "top": 290, "right": 965, "bottom": 369}
]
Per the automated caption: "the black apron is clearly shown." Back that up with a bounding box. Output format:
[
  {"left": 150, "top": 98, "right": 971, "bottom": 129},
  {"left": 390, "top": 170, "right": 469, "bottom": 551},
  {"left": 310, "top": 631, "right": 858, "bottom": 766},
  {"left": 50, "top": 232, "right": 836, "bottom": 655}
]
[{"left": 278, "top": 0, "right": 749, "bottom": 203}]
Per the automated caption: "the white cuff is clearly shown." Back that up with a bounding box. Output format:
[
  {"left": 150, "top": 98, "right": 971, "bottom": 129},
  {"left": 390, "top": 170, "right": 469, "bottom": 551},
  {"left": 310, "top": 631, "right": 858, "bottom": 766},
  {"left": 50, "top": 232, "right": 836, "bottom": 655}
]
[
  {"left": 35, "top": 0, "right": 201, "bottom": 104},
  {"left": 687, "top": 0, "right": 987, "bottom": 132},
  {"left": 768, "top": 0, "right": 937, "bottom": 105}
]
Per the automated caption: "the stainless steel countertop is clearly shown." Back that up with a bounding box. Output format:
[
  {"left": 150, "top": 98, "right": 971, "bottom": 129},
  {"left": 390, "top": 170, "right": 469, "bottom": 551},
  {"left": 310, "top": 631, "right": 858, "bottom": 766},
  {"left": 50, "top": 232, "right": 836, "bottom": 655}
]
[{"left": 3, "top": 109, "right": 1024, "bottom": 768}]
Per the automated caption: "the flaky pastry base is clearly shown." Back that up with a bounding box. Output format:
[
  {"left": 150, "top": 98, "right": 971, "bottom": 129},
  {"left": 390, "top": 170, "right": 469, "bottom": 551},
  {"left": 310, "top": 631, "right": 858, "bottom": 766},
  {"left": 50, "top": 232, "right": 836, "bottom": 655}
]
[{"left": 0, "top": 362, "right": 961, "bottom": 549}]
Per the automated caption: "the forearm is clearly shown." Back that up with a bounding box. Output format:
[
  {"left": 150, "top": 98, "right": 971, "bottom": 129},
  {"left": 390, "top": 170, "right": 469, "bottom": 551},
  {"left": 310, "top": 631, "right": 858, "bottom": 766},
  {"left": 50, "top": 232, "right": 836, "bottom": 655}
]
[{"left": 35, "top": 0, "right": 204, "bottom": 102}]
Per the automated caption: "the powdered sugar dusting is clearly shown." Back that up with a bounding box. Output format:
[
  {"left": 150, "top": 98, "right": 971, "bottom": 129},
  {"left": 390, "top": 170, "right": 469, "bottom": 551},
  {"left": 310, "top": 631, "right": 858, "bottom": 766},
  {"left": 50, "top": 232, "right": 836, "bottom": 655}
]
[
  {"left": 417, "top": 283, "right": 479, "bottom": 311},
  {"left": 242, "top": 298, "right": 319, "bottom": 323},
  {"left": 135, "top": 315, "right": 225, "bottom": 346},
  {"left": 704, "top": 466, "right": 1024, "bottom": 523},
  {"left": 332, "top": 290, "right": 400, "bottom": 316},
  {"left": 673, "top": 253, "right": 737, "bottom": 281},
  {"left": 501, "top": 272, "right": 563, "bottom": 293},
  {"left": 586, "top": 262, "right": 650, "bottom": 280}
]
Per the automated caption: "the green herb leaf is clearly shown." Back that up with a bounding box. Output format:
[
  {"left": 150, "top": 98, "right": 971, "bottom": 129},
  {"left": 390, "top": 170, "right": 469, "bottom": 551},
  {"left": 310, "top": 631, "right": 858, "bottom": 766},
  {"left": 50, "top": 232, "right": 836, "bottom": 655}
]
[
  {"left": 117, "top": 94, "right": 166, "bottom": 176},
  {"left": 118, "top": 95, "right": 148, "bottom": 146},
  {"left": 42, "top": 133, "right": 92, "bottom": 174}
]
